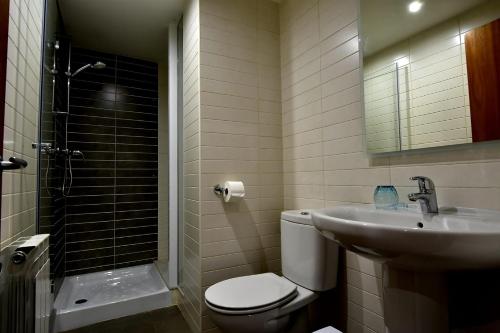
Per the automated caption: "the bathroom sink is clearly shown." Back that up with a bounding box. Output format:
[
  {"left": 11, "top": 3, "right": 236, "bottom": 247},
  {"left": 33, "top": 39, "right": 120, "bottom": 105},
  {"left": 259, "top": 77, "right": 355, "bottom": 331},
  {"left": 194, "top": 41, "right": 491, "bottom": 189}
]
[{"left": 311, "top": 205, "right": 500, "bottom": 271}]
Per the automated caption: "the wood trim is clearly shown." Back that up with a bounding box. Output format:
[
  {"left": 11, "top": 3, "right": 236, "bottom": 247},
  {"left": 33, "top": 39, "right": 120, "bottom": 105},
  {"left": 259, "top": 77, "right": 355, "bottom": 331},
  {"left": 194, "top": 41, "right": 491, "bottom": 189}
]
[
  {"left": 0, "top": 0, "right": 9, "bottom": 227},
  {"left": 465, "top": 18, "right": 500, "bottom": 143}
]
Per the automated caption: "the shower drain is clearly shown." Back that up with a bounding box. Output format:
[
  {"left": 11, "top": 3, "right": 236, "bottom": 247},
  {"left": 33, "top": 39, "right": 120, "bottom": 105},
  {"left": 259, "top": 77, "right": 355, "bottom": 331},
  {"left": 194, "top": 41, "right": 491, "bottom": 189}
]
[{"left": 75, "top": 299, "right": 88, "bottom": 305}]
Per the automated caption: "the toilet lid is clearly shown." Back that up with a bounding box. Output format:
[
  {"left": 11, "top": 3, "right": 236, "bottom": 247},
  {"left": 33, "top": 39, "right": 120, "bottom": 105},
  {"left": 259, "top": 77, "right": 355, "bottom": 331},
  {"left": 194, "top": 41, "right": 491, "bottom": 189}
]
[{"left": 205, "top": 273, "right": 297, "bottom": 311}]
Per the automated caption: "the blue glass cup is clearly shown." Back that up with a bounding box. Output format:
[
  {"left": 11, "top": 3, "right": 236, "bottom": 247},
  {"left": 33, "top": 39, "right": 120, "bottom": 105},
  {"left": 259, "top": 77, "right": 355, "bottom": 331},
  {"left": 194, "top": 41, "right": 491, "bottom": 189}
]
[{"left": 374, "top": 185, "right": 399, "bottom": 209}]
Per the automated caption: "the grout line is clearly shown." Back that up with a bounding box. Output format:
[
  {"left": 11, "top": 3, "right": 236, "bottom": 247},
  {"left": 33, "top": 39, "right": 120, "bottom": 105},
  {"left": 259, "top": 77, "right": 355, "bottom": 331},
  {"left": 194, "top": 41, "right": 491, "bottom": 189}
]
[
  {"left": 347, "top": 283, "right": 383, "bottom": 299},
  {"left": 347, "top": 315, "right": 378, "bottom": 333},
  {"left": 348, "top": 300, "right": 384, "bottom": 320}
]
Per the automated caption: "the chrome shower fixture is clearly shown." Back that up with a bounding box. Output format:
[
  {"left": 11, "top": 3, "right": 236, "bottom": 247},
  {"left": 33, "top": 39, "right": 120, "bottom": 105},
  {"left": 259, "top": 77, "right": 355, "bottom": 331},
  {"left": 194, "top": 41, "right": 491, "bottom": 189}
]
[
  {"left": 92, "top": 61, "right": 106, "bottom": 69},
  {"left": 67, "top": 61, "right": 106, "bottom": 77}
]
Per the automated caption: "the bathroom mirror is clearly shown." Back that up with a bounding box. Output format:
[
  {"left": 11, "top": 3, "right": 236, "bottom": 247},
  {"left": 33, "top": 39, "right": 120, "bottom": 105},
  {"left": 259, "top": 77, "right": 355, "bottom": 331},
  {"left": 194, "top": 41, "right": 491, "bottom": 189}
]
[{"left": 360, "top": 0, "right": 500, "bottom": 153}]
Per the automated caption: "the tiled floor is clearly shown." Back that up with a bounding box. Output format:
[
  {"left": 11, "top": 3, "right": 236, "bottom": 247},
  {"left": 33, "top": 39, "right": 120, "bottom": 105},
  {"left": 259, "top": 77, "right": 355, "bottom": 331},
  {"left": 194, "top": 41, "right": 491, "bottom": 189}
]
[{"left": 62, "top": 306, "right": 191, "bottom": 333}]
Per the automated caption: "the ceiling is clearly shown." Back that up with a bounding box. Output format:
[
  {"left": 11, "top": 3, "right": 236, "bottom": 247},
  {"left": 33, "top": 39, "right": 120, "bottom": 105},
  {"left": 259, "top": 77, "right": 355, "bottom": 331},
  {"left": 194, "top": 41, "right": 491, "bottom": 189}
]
[
  {"left": 361, "top": 0, "right": 487, "bottom": 56},
  {"left": 59, "top": 0, "right": 184, "bottom": 62}
]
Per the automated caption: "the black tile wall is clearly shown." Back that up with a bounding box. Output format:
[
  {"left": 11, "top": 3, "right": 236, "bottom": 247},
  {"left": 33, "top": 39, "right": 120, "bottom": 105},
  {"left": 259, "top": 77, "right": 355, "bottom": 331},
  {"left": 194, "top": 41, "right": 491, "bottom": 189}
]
[{"left": 65, "top": 48, "right": 158, "bottom": 275}]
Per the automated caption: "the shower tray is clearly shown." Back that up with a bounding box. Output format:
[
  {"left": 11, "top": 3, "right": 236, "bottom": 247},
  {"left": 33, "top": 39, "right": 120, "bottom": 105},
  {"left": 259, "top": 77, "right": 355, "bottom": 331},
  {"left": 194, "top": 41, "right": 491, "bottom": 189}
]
[{"left": 53, "top": 264, "right": 172, "bottom": 332}]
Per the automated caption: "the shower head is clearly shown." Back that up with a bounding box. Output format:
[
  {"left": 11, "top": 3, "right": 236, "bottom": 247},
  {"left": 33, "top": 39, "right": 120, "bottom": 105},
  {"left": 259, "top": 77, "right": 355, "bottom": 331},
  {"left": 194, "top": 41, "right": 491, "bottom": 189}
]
[
  {"left": 92, "top": 61, "right": 106, "bottom": 69},
  {"left": 70, "top": 60, "right": 107, "bottom": 77}
]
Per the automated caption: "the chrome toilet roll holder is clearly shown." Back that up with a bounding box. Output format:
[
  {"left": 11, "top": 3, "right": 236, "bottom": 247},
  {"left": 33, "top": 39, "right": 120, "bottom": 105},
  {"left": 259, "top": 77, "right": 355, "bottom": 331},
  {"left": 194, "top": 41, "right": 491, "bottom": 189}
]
[{"left": 213, "top": 184, "right": 227, "bottom": 196}]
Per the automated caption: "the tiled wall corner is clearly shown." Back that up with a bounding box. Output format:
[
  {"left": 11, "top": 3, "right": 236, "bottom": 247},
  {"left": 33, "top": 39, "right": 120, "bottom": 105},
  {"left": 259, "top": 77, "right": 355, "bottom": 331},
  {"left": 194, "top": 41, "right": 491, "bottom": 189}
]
[
  {"left": 279, "top": 0, "right": 387, "bottom": 331},
  {"left": 178, "top": 0, "right": 203, "bottom": 332},
  {"left": 198, "top": 0, "right": 282, "bottom": 331},
  {"left": 1, "top": 0, "right": 44, "bottom": 249},
  {"left": 279, "top": 0, "right": 500, "bottom": 332}
]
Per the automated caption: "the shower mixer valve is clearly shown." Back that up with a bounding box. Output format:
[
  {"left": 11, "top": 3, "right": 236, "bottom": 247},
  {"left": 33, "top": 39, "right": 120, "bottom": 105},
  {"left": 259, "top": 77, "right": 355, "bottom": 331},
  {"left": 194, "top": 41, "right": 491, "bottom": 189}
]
[
  {"left": 31, "top": 143, "right": 85, "bottom": 159},
  {"left": 69, "top": 150, "right": 85, "bottom": 159},
  {"left": 32, "top": 142, "right": 53, "bottom": 154}
]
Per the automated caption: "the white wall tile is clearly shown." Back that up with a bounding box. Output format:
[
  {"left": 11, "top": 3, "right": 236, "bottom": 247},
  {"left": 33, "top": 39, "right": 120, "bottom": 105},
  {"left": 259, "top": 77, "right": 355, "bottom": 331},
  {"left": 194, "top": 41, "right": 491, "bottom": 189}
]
[{"left": 1, "top": 0, "right": 42, "bottom": 250}]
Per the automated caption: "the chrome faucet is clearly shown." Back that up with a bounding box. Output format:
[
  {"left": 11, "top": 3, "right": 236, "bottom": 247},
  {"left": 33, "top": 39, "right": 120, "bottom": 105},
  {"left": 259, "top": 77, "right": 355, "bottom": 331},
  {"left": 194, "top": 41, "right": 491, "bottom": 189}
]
[{"left": 408, "top": 176, "right": 438, "bottom": 214}]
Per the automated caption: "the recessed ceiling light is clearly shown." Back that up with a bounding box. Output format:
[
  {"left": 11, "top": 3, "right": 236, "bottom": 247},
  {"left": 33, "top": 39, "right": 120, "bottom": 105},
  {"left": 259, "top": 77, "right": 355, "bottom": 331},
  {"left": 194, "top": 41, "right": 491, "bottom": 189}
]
[{"left": 408, "top": 1, "right": 423, "bottom": 13}]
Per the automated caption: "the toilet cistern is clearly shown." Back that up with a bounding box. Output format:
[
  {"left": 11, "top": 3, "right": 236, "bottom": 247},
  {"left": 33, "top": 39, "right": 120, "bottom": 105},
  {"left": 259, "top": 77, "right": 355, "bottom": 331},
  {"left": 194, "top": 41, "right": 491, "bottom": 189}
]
[{"left": 204, "top": 210, "right": 340, "bottom": 333}]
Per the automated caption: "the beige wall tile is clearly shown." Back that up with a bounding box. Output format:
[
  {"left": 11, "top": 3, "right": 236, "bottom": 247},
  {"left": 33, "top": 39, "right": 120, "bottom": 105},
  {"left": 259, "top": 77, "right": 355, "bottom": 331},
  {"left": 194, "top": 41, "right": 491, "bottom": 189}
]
[
  {"left": 199, "top": 1, "right": 283, "bottom": 327},
  {"left": 181, "top": 1, "right": 282, "bottom": 331},
  {"left": 178, "top": 0, "right": 202, "bottom": 331},
  {"left": 1, "top": 0, "right": 42, "bottom": 249}
]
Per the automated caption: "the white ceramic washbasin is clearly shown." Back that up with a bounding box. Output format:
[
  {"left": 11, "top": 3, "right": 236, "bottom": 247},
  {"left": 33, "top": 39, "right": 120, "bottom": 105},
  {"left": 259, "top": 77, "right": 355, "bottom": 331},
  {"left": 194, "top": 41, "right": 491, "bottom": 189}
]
[{"left": 311, "top": 205, "right": 500, "bottom": 271}]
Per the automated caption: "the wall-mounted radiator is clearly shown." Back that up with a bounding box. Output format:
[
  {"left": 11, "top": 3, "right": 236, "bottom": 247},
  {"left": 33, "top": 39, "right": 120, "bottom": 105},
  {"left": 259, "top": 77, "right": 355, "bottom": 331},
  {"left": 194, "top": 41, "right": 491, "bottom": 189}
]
[{"left": 0, "top": 234, "right": 52, "bottom": 333}]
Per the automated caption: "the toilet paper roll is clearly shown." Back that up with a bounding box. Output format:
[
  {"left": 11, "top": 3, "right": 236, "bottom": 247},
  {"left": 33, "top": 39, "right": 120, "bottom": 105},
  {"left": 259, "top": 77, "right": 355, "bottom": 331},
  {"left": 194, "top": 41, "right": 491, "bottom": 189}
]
[{"left": 223, "top": 181, "right": 245, "bottom": 202}]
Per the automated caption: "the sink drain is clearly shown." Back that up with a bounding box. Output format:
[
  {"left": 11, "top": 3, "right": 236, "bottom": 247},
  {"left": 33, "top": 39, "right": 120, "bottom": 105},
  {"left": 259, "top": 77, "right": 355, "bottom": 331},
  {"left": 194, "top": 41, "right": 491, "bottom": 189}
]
[
  {"left": 417, "top": 222, "right": 424, "bottom": 228},
  {"left": 75, "top": 299, "right": 88, "bottom": 305}
]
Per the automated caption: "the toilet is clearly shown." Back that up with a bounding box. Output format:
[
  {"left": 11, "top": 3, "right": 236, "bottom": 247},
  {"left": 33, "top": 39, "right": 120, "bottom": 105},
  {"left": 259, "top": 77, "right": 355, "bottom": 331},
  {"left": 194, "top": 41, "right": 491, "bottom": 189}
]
[{"left": 204, "top": 210, "right": 340, "bottom": 333}]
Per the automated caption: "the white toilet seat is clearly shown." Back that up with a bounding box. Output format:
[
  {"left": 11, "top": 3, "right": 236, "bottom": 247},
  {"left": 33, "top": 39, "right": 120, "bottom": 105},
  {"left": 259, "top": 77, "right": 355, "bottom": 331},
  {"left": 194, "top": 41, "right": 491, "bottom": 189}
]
[
  {"left": 206, "top": 289, "right": 298, "bottom": 315},
  {"left": 205, "top": 273, "right": 299, "bottom": 315},
  {"left": 205, "top": 274, "right": 319, "bottom": 333}
]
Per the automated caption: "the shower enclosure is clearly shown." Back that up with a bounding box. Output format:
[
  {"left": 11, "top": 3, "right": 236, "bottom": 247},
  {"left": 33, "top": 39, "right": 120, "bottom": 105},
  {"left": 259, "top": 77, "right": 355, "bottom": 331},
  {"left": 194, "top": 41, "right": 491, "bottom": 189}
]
[
  {"left": 38, "top": 39, "right": 172, "bottom": 330},
  {"left": 35, "top": 9, "right": 182, "bottom": 333},
  {"left": 36, "top": 0, "right": 183, "bottom": 329}
]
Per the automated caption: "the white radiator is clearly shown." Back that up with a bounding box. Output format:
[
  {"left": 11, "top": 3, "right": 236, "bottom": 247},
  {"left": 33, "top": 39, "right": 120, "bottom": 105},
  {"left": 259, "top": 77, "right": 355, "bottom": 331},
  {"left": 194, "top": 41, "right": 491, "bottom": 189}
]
[{"left": 0, "top": 234, "right": 52, "bottom": 333}]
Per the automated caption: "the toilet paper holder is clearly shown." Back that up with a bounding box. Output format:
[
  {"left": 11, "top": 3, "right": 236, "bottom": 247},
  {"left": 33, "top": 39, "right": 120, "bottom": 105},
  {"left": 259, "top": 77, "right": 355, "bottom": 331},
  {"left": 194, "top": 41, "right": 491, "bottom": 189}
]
[
  {"left": 214, "top": 181, "right": 245, "bottom": 202},
  {"left": 213, "top": 184, "right": 226, "bottom": 196}
]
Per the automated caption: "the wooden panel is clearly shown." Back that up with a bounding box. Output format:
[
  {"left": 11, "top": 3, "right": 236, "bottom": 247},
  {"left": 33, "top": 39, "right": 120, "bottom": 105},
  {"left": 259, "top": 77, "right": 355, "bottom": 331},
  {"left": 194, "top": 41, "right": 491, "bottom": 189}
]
[
  {"left": 465, "top": 18, "right": 500, "bottom": 142},
  {"left": 0, "top": 0, "right": 9, "bottom": 223}
]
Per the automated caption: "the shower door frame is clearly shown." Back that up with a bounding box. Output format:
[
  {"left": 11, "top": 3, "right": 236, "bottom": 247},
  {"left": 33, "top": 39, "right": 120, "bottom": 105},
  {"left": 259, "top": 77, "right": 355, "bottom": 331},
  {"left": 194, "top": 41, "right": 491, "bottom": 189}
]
[
  {"left": 168, "top": 20, "right": 180, "bottom": 288},
  {"left": 0, "top": 0, "right": 9, "bottom": 223}
]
